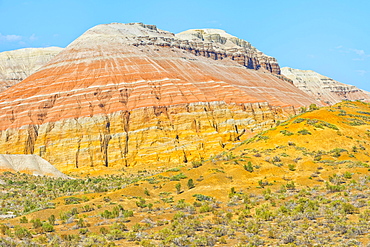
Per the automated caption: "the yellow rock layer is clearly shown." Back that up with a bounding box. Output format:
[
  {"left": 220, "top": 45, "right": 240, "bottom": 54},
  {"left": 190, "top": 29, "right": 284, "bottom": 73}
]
[{"left": 0, "top": 102, "right": 294, "bottom": 173}]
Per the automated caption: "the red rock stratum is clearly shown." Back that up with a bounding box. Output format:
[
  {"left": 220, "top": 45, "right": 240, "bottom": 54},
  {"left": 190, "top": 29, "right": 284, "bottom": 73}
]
[{"left": 0, "top": 23, "right": 318, "bottom": 173}]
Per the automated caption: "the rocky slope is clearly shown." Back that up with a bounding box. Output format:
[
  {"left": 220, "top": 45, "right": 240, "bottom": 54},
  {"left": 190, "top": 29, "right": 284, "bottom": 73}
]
[
  {"left": 0, "top": 23, "right": 318, "bottom": 173},
  {"left": 0, "top": 47, "right": 63, "bottom": 92},
  {"left": 0, "top": 154, "right": 68, "bottom": 178},
  {"left": 281, "top": 67, "right": 370, "bottom": 105},
  {"left": 176, "top": 28, "right": 281, "bottom": 74}
]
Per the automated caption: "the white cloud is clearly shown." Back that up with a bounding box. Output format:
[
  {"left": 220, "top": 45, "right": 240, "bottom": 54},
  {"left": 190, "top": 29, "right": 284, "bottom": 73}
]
[
  {"left": 356, "top": 70, "right": 367, "bottom": 76},
  {"left": 351, "top": 49, "right": 365, "bottom": 56},
  {"left": 335, "top": 46, "right": 370, "bottom": 60},
  {"left": 29, "top": 34, "right": 37, "bottom": 41},
  {"left": 0, "top": 33, "right": 22, "bottom": 42}
]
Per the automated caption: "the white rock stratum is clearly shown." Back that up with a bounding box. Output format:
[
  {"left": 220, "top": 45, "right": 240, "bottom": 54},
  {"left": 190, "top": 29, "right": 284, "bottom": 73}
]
[
  {"left": 281, "top": 67, "right": 370, "bottom": 105},
  {"left": 0, "top": 154, "right": 68, "bottom": 178},
  {"left": 0, "top": 47, "right": 63, "bottom": 92}
]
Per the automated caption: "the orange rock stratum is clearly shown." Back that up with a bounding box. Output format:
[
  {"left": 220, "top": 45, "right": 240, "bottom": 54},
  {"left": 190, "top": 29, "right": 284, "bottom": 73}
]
[{"left": 0, "top": 23, "right": 319, "bottom": 173}]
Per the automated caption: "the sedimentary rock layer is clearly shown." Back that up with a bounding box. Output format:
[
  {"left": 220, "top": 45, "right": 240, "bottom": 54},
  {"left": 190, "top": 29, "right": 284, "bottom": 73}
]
[
  {"left": 281, "top": 67, "right": 370, "bottom": 105},
  {"left": 0, "top": 23, "right": 318, "bottom": 172},
  {"left": 0, "top": 154, "right": 68, "bottom": 178},
  {"left": 176, "top": 29, "right": 281, "bottom": 74},
  {"left": 0, "top": 47, "right": 63, "bottom": 92}
]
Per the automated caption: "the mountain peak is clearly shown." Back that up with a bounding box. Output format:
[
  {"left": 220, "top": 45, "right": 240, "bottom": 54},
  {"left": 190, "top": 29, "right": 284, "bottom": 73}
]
[{"left": 0, "top": 22, "right": 317, "bottom": 172}]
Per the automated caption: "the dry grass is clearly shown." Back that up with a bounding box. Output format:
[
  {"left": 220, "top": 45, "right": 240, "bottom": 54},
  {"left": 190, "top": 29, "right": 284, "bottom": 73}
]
[{"left": 1, "top": 101, "right": 370, "bottom": 246}]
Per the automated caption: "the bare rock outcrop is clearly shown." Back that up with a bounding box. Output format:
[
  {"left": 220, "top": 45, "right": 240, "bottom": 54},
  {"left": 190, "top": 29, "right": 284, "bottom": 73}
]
[
  {"left": 281, "top": 67, "right": 370, "bottom": 105},
  {"left": 0, "top": 47, "right": 63, "bottom": 92},
  {"left": 0, "top": 23, "right": 318, "bottom": 172},
  {"left": 176, "top": 29, "right": 281, "bottom": 74},
  {"left": 0, "top": 154, "right": 68, "bottom": 178}
]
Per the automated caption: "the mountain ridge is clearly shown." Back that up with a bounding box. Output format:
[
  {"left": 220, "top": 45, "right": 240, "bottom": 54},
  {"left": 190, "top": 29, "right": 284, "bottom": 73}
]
[
  {"left": 281, "top": 67, "right": 370, "bottom": 105},
  {"left": 0, "top": 23, "right": 318, "bottom": 172},
  {"left": 0, "top": 47, "right": 63, "bottom": 93}
]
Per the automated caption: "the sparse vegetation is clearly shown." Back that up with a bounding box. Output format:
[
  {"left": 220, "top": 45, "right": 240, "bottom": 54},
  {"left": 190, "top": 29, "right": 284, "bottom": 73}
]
[{"left": 1, "top": 101, "right": 370, "bottom": 246}]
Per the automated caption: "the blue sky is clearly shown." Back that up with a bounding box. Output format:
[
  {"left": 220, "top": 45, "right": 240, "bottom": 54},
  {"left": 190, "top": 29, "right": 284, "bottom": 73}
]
[{"left": 0, "top": 0, "right": 369, "bottom": 90}]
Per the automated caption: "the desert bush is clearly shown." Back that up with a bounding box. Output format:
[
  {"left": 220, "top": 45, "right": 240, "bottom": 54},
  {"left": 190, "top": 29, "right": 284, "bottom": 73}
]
[
  {"left": 298, "top": 129, "right": 311, "bottom": 135},
  {"left": 288, "top": 164, "right": 296, "bottom": 171},
  {"left": 193, "top": 194, "right": 213, "bottom": 202},
  {"left": 19, "top": 216, "right": 28, "bottom": 223},
  {"left": 293, "top": 118, "right": 305, "bottom": 124},
  {"left": 192, "top": 161, "right": 203, "bottom": 168},
  {"left": 280, "top": 130, "right": 294, "bottom": 136},
  {"left": 64, "top": 196, "right": 83, "bottom": 205},
  {"left": 42, "top": 222, "right": 54, "bottom": 232},
  {"left": 14, "top": 225, "right": 32, "bottom": 239},
  {"left": 170, "top": 173, "right": 187, "bottom": 181},
  {"left": 175, "top": 183, "right": 181, "bottom": 194},
  {"left": 244, "top": 161, "right": 254, "bottom": 172},
  {"left": 187, "top": 179, "right": 195, "bottom": 189}
]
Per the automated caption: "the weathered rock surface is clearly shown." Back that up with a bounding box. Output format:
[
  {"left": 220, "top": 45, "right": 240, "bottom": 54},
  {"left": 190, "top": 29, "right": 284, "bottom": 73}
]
[
  {"left": 0, "top": 23, "right": 319, "bottom": 173},
  {"left": 281, "top": 67, "right": 370, "bottom": 105},
  {"left": 0, "top": 154, "right": 68, "bottom": 178},
  {"left": 176, "top": 29, "right": 281, "bottom": 74},
  {"left": 0, "top": 47, "right": 63, "bottom": 92}
]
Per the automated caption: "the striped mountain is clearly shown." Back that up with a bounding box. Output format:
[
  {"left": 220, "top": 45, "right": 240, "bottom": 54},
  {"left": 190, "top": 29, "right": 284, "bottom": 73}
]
[{"left": 0, "top": 23, "right": 318, "bottom": 174}]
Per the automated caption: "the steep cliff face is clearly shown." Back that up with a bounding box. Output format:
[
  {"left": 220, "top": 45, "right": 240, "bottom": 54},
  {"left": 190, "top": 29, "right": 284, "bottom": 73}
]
[
  {"left": 176, "top": 29, "right": 281, "bottom": 74},
  {"left": 0, "top": 47, "right": 63, "bottom": 92},
  {"left": 281, "top": 67, "right": 370, "bottom": 105},
  {"left": 0, "top": 23, "right": 318, "bottom": 173}
]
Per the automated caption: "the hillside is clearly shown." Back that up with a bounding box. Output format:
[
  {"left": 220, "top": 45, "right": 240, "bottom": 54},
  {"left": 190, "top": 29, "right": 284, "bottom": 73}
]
[
  {"left": 1, "top": 101, "right": 369, "bottom": 246},
  {"left": 0, "top": 23, "right": 318, "bottom": 174},
  {"left": 0, "top": 47, "right": 62, "bottom": 92},
  {"left": 281, "top": 67, "right": 370, "bottom": 105}
]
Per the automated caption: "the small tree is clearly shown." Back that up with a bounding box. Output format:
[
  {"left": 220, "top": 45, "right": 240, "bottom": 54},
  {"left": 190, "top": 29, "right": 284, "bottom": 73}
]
[
  {"left": 175, "top": 183, "right": 181, "bottom": 194},
  {"left": 244, "top": 161, "right": 254, "bottom": 172},
  {"left": 77, "top": 218, "right": 85, "bottom": 228},
  {"left": 31, "top": 218, "right": 42, "bottom": 229},
  {"left": 48, "top": 215, "right": 55, "bottom": 225},
  {"left": 187, "top": 179, "right": 195, "bottom": 189},
  {"left": 309, "top": 104, "right": 319, "bottom": 111},
  {"left": 20, "top": 216, "right": 28, "bottom": 224},
  {"left": 100, "top": 227, "right": 108, "bottom": 235}
]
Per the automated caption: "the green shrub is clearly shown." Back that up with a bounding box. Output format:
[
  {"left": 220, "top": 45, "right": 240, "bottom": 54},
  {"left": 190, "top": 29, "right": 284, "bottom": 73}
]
[
  {"left": 343, "top": 171, "right": 352, "bottom": 179},
  {"left": 175, "top": 183, "right": 181, "bottom": 194},
  {"left": 199, "top": 203, "right": 213, "bottom": 213},
  {"left": 48, "top": 215, "right": 55, "bottom": 225},
  {"left": 64, "top": 197, "right": 82, "bottom": 205},
  {"left": 187, "top": 179, "right": 195, "bottom": 189},
  {"left": 280, "top": 130, "right": 294, "bottom": 136},
  {"left": 192, "top": 161, "right": 203, "bottom": 168},
  {"left": 170, "top": 173, "right": 187, "bottom": 181},
  {"left": 193, "top": 194, "right": 213, "bottom": 201},
  {"left": 42, "top": 222, "right": 54, "bottom": 232},
  {"left": 288, "top": 164, "right": 296, "bottom": 171},
  {"left": 298, "top": 129, "right": 311, "bottom": 135},
  {"left": 31, "top": 218, "right": 42, "bottom": 229},
  {"left": 293, "top": 118, "right": 305, "bottom": 124},
  {"left": 244, "top": 161, "right": 254, "bottom": 172},
  {"left": 19, "top": 216, "right": 28, "bottom": 223},
  {"left": 14, "top": 225, "right": 32, "bottom": 239}
]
